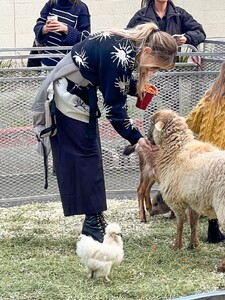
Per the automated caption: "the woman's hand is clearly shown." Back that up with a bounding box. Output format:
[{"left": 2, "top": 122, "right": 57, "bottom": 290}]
[
  {"left": 42, "top": 20, "right": 68, "bottom": 35},
  {"left": 137, "top": 137, "right": 158, "bottom": 151},
  {"left": 175, "top": 35, "right": 187, "bottom": 46}
]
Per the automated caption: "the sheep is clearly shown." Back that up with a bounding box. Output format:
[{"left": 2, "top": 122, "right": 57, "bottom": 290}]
[
  {"left": 147, "top": 109, "right": 225, "bottom": 272},
  {"left": 123, "top": 144, "right": 158, "bottom": 222}
]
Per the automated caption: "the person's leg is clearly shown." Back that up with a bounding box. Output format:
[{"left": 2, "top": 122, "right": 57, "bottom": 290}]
[
  {"left": 51, "top": 109, "right": 107, "bottom": 242},
  {"left": 82, "top": 213, "right": 107, "bottom": 243},
  {"left": 207, "top": 219, "right": 225, "bottom": 243}
]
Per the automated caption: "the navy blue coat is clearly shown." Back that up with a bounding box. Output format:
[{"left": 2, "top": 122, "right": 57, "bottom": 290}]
[{"left": 127, "top": 0, "right": 206, "bottom": 47}]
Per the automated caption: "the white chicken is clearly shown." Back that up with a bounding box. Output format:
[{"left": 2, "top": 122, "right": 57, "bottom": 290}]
[{"left": 76, "top": 223, "right": 124, "bottom": 282}]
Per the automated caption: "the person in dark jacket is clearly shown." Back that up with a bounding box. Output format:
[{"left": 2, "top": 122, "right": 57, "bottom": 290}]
[
  {"left": 127, "top": 0, "right": 206, "bottom": 47},
  {"left": 32, "top": 22, "right": 177, "bottom": 243},
  {"left": 33, "top": 0, "right": 90, "bottom": 66}
]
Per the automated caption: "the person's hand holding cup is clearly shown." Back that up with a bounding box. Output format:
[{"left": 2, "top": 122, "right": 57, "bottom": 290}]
[
  {"left": 172, "top": 34, "right": 187, "bottom": 46},
  {"left": 136, "top": 83, "right": 157, "bottom": 110},
  {"left": 43, "top": 15, "right": 59, "bottom": 34},
  {"left": 45, "top": 15, "right": 68, "bottom": 34}
]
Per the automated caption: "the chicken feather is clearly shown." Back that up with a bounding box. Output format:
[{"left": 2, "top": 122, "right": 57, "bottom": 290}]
[{"left": 76, "top": 223, "right": 124, "bottom": 281}]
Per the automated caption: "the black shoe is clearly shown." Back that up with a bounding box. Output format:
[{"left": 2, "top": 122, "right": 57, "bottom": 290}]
[
  {"left": 207, "top": 219, "right": 225, "bottom": 244},
  {"left": 82, "top": 213, "right": 107, "bottom": 243}
]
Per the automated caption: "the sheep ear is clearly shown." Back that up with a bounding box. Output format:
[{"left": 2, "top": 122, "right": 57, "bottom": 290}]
[{"left": 155, "top": 121, "right": 164, "bottom": 131}]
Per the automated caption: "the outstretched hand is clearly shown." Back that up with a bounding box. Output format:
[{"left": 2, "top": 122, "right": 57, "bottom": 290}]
[{"left": 138, "top": 137, "right": 158, "bottom": 151}]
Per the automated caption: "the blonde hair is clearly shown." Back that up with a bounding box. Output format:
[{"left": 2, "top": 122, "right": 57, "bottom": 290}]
[
  {"left": 109, "top": 23, "right": 177, "bottom": 94},
  {"left": 205, "top": 62, "right": 225, "bottom": 106}
]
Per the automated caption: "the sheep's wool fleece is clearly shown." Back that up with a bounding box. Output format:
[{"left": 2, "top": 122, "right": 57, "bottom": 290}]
[
  {"left": 186, "top": 96, "right": 225, "bottom": 150},
  {"left": 152, "top": 110, "right": 225, "bottom": 222}
]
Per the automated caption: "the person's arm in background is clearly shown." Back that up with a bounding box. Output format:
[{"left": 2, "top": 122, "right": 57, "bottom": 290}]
[
  {"left": 60, "top": 2, "right": 91, "bottom": 46},
  {"left": 179, "top": 8, "right": 206, "bottom": 47},
  {"left": 33, "top": 2, "right": 51, "bottom": 44}
]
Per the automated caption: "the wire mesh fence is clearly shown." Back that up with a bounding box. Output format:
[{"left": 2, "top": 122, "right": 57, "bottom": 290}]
[{"left": 0, "top": 40, "right": 225, "bottom": 204}]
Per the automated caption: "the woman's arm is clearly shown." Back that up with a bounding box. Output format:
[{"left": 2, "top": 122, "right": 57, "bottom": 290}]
[
  {"left": 179, "top": 8, "right": 206, "bottom": 46},
  {"left": 98, "top": 41, "right": 142, "bottom": 145},
  {"left": 61, "top": 3, "right": 91, "bottom": 46},
  {"left": 33, "top": 1, "right": 51, "bottom": 44}
]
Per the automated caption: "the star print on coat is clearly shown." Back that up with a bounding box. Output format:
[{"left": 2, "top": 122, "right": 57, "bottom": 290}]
[
  {"left": 114, "top": 75, "right": 130, "bottom": 95},
  {"left": 89, "top": 31, "right": 112, "bottom": 41},
  {"left": 103, "top": 104, "right": 113, "bottom": 120},
  {"left": 104, "top": 104, "right": 135, "bottom": 133},
  {"left": 72, "top": 49, "right": 89, "bottom": 68},
  {"left": 111, "top": 40, "right": 135, "bottom": 70},
  {"left": 124, "top": 118, "right": 137, "bottom": 130}
]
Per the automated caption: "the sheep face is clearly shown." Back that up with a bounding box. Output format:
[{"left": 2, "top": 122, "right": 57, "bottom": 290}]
[{"left": 147, "top": 109, "right": 191, "bottom": 147}]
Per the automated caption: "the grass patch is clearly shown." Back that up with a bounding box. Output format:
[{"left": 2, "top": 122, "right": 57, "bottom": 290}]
[{"left": 0, "top": 200, "right": 225, "bottom": 300}]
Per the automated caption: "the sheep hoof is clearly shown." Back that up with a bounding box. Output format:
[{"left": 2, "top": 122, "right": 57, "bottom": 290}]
[
  {"left": 140, "top": 215, "right": 147, "bottom": 223},
  {"left": 140, "top": 219, "right": 147, "bottom": 223},
  {"left": 217, "top": 266, "right": 225, "bottom": 272},
  {"left": 174, "top": 243, "right": 183, "bottom": 250},
  {"left": 187, "top": 241, "right": 200, "bottom": 250}
]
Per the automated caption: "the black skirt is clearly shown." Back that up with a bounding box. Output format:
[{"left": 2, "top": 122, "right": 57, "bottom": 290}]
[{"left": 51, "top": 108, "right": 107, "bottom": 216}]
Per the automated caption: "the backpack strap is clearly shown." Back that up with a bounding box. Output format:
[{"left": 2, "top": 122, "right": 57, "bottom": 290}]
[
  {"left": 39, "top": 99, "right": 57, "bottom": 189},
  {"left": 40, "top": 99, "right": 57, "bottom": 138},
  {"left": 35, "top": 134, "right": 49, "bottom": 189},
  {"left": 86, "top": 85, "right": 101, "bottom": 140}
]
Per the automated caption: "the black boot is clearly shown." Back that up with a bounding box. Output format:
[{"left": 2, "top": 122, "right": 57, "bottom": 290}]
[
  {"left": 82, "top": 213, "right": 107, "bottom": 243},
  {"left": 207, "top": 219, "right": 225, "bottom": 244}
]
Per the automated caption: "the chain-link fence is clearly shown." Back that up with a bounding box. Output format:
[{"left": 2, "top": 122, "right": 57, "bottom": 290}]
[{"left": 0, "top": 40, "right": 225, "bottom": 204}]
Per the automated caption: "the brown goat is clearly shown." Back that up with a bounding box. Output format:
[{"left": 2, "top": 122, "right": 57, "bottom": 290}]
[{"left": 123, "top": 144, "right": 158, "bottom": 222}]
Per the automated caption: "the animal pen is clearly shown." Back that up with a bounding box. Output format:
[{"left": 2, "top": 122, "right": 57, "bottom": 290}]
[{"left": 0, "top": 39, "right": 224, "bottom": 206}]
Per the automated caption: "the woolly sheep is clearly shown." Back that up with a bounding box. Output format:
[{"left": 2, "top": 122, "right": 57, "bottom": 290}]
[{"left": 147, "top": 109, "right": 225, "bottom": 272}]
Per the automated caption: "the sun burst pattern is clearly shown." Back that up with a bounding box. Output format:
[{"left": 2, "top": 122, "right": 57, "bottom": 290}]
[
  {"left": 89, "top": 31, "right": 112, "bottom": 41},
  {"left": 123, "top": 118, "right": 137, "bottom": 130},
  {"left": 104, "top": 104, "right": 113, "bottom": 119},
  {"left": 72, "top": 49, "right": 89, "bottom": 68},
  {"left": 111, "top": 41, "right": 135, "bottom": 69},
  {"left": 114, "top": 75, "right": 130, "bottom": 95}
]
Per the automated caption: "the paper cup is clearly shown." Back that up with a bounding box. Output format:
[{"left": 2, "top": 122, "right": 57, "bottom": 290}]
[
  {"left": 136, "top": 84, "right": 157, "bottom": 110},
  {"left": 47, "top": 15, "right": 58, "bottom": 21}
]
